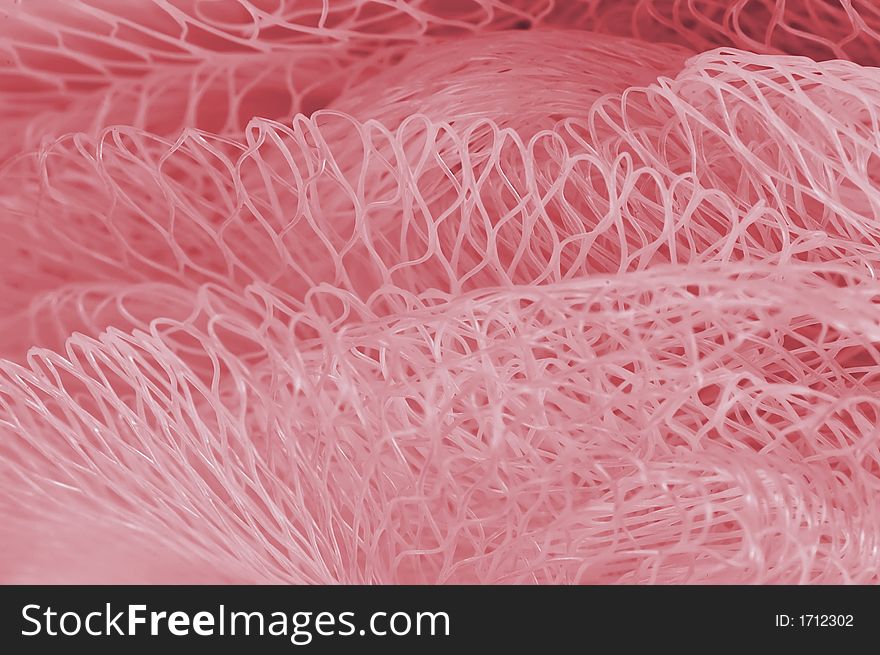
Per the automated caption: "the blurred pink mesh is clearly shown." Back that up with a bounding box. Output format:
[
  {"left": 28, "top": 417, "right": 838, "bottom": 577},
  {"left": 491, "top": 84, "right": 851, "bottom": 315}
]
[{"left": 1, "top": 0, "right": 879, "bottom": 584}]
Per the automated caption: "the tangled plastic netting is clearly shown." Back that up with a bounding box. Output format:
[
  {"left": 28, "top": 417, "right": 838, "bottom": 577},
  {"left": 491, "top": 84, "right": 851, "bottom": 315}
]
[{"left": 1, "top": 0, "right": 880, "bottom": 584}]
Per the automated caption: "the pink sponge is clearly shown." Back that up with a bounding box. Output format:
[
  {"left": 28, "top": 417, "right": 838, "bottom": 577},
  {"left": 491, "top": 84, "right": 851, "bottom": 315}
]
[{"left": 1, "top": 0, "right": 879, "bottom": 583}]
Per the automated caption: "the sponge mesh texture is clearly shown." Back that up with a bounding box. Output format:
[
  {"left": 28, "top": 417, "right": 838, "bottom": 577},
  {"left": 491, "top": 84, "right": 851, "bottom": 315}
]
[{"left": 1, "top": 1, "right": 879, "bottom": 583}]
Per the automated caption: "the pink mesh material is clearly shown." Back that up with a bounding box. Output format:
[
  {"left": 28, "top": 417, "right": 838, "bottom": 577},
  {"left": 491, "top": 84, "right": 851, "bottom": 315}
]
[{"left": 1, "top": 0, "right": 879, "bottom": 583}]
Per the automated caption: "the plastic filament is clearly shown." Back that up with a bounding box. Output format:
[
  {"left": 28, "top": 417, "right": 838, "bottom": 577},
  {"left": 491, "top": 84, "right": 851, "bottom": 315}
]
[{"left": 1, "top": 0, "right": 880, "bottom": 584}]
